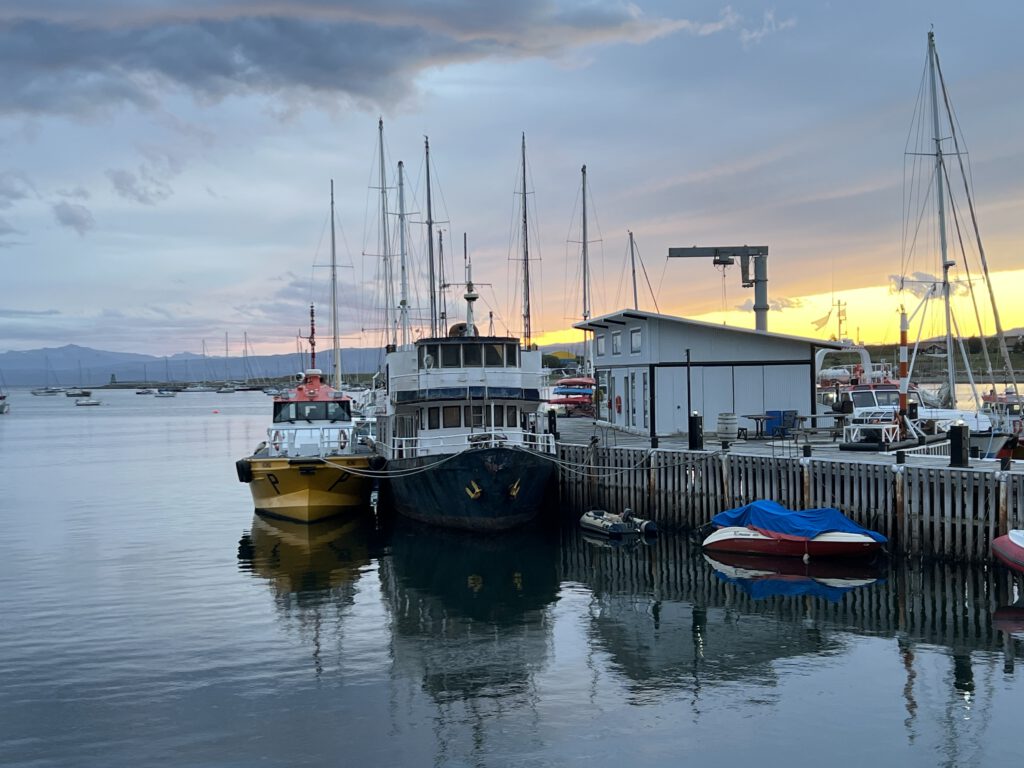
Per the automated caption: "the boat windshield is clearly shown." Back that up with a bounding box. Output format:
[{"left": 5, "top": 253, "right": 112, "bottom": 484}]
[{"left": 273, "top": 400, "right": 351, "bottom": 423}]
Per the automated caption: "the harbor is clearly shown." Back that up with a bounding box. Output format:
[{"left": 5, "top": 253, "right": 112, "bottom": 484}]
[{"left": 1, "top": 389, "right": 1023, "bottom": 767}]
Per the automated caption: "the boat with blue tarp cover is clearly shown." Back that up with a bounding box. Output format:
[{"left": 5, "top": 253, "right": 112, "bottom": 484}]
[{"left": 702, "top": 499, "right": 886, "bottom": 559}]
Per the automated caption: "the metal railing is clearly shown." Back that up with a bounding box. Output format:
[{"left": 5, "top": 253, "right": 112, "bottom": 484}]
[
  {"left": 391, "top": 429, "right": 555, "bottom": 458},
  {"left": 265, "top": 424, "right": 357, "bottom": 458}
]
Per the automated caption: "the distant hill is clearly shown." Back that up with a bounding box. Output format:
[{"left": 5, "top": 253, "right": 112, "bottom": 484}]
[
  {"left": 0, "top": 341, "right": 583, "bottom": 387},
  {"left": 0, "top": 344, "right": 388, "bottom": 387}
]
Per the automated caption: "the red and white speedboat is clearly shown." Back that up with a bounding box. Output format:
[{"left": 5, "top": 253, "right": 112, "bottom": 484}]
[
  {"left": 703, "top": 527, "right": 883, "bottom": 559},
  {"left": 702, "top": 499, "right": 886, "bottom": 560},
  {"left": 992, "top": 530, "right": 1024, "bottom": 574}
]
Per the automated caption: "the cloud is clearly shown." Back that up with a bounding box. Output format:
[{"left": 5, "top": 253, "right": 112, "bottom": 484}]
[
  {"left": 734, "top": 296, "right": 803, "bottom": 312},
  {"left": 0, "top": 307, "right": 60, "bottom": 317},
  {"left": 0, "top": 2, "right": 734, "bottom": 117},
  {"left": 0, "top": 171, "right": 35, "bottom": 208},
  {"left": 739, "top": 9, "right": 797, "bottom": 47},
  {"left": 51, "top": 200, "right": 95, "bottom": 235},
  {"left": 888, "top": 272, "right": 971, "bottom": 299}
]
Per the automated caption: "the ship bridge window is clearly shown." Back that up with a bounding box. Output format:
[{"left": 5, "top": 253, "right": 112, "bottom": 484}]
[
  {"left": 596, "top": 334, "right": 606, "bottom": 356},
  {"left": 428, "top": 407, "right": 440, "bottom": 429},
  {"left": 875, "top": 391, "right": 900, "bottom": 407},
  {"left": 505, "top": 344, "right": 518, "bottom": 367},
  {"left": 611, "top": 332, "right": 622, "bottom": 355},
  {"left": 485, "top": 344, "right": 504, "bottom": 366},
  {"left": 493, "top": 405, "right": 505, "bottom": 427},
  {"left": 463, "top": 343, "right": 483, "bottom": 367},
  {"left": 441, "top": 344, "right": 461, "bottom": 368},
  {"left": 443, "top": 405, "right": 461, "bottom": 428},
  {"left": 419, "top": 344, "right": 439, "bottom": 370},
  {"left": 630, "top": 328, "right": 642, "bottom": 353}
]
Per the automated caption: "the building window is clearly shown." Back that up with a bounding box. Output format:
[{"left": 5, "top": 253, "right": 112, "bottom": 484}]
[
  {"left": 611, "top": 332, "right": 622, "bottom": 355},
  {"left": 596, "top": 335, "right": 606, "bottom": 356},
  {"left": 630, "top": 328, "right": 641, "bottom": 353}
]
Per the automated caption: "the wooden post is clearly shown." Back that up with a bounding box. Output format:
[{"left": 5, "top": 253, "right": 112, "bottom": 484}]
[
  {"left": 892, "top": 465, "right": 905, "bottom": 555},
  {"left": 997, "top": 470, "right": 1009, "bottom": 537}
]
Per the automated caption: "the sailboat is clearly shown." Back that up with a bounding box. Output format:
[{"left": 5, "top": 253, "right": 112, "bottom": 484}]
[
  {"left": 860, "top": 30, "right": 1017, "bottom": 450},
  {"left": 30, "top": 356, "right": 64, "bottom": 395},
  {"left": 236, "top": 181, "right": 380, "bottom": 524},
  {"left": 376, "top": 133, "right": 557, "bottom": 530}
]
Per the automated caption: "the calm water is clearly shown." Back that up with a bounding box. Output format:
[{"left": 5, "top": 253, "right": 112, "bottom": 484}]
[{"left": 2, "top": 389, "right": 1023, "bottom": 767}]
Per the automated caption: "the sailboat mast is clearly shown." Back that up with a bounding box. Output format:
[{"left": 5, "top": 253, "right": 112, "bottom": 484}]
[
  {"left": 928, "top": 31, "right": 956, "bottom": 407},
  {"left": 581, "top": 165, "right": 590, "bottom": 325},
  {"left": 521, "top": 133, "right": 532, "bottom": 347},
  {"left": 378, "top": 118, "right": 395, "bottom": 348},
  {"left": 308, "top": 303, "right": 316, "bottom": 370},
  {"left": 425, "top": 137, "right": 437, "bottom": 338},
  {"left": 330, "top": 179, "right": 341, "bottom": 388},
  {"left": 397, "top": 160, "right": 410, "bottom": 349},
  {"left": 581, "top": 164, "right": 591, "bottom": 375},
  {"left": 438, "top": 230, "right": 448, "bottom": 332},
  {"left": 628, "top": 230, "right": 639, "bottom": 310}
]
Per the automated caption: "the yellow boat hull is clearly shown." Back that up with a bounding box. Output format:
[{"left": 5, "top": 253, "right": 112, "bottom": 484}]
[{"left": 240, "top": 455, "right": 375, "bottom": 524}]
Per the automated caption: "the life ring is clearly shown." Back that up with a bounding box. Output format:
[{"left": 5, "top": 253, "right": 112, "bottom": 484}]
[
  {"left": 615, "top": 395, "right": 622, "bottom": 413},
  {"left": 338, "top": 430, "right": 349, "bottom": 450},
  {"left": 271, "top": 430, "right": 283, "bottom": 451}
]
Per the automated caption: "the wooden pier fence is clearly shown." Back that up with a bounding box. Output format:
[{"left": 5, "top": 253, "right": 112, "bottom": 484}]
[{"left": 557, "top": 442, "right": 1024, "bottom": 562}]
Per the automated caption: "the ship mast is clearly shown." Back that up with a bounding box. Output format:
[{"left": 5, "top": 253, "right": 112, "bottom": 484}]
[
  {"left": 521, "top": 133, "right": 532, "bottom": 348},
  {"left": 581, "top": 164, "right": 592, "bottom": 375},
  {"left": 425, "top": 137, "right": 438, "bottom": 338},
  {"left": 397, "top": 160, "right": 411, "bottom": 349},
  {"left": 330, "top": 179, "right": 341, "bottom": 388},
  {"left": 927, "top": 31, "right": 956, "bottom": 408},
  {"left": 464, "top": 234, "right": 478, "bottom": 338},
  {"left": 628, "top": 230, "right": 638, "bottom": 310},
  {"left": 378, "top": 118, "right": 395, "bottom": 348}
]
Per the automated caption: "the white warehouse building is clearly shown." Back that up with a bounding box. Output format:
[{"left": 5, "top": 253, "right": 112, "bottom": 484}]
[{"left": 574, "top": 310, "right": 845, "bottom": 439}]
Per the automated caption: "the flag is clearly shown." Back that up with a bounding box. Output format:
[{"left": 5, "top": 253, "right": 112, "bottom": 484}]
[{"left": 811, "top": 311, "right": 832, "bottom": 331}]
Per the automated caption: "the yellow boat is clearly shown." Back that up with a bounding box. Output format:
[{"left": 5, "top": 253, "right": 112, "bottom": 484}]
[{"left": 236, "top": 366, "right": 381, "bottom": 523}]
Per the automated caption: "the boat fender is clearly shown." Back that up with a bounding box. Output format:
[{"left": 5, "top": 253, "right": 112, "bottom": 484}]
[
  {"left": 271, "top": 430, "right": 283, "bottom": 451},
  {"left": 615, "top": 395, "right": 622, "bottom": 413},
  {"left": 235, "top": 459, "right": 253, "bottom": 484},
  {"left": 338, "top": 430, "right": 348, "bottom": 450}
]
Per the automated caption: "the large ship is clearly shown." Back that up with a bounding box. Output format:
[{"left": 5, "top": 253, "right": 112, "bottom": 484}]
[{"left": 377, "top": 281, "right": 557, "bottom": 531}]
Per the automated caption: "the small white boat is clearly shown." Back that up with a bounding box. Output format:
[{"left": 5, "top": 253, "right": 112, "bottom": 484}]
[
  {"left": 135, "top": 388, "right": 155, "bottom": 395},
  {"left": 579, "top": 508, "right": 658, "bottom": 538},
  {"left": 75, "top": 398, "right": 102, "bottom": 406},
  {"left": 154, "top": 389, "right": 176, "bottom": 397}
]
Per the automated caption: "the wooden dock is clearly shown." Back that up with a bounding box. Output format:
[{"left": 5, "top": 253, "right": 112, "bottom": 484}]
[{"left": 554, "top": 418, "right": 1024, "bottom": 562}]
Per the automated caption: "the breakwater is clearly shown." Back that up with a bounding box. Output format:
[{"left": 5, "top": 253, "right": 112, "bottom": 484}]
[{"left": 557, "top": 441, "right": 1024, "bottom": 562}]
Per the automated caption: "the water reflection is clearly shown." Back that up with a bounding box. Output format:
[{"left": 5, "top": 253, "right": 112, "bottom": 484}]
[
  {"left": 381, "top": 522, "right": 560, "bottom": 703},
  {"left": 237, "top": 514, "right": 373, "bottom": 595},
  {"left": 703, "top": 551, "right": 885, "bottom": 602}
]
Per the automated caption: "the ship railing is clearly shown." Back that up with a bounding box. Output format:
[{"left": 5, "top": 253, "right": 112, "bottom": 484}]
[
  {"left": 391, "top": 429, "right": 555, "bottom": 458},
  {"left": 266, "top": 424, "right": 355, "bottom": 457}
]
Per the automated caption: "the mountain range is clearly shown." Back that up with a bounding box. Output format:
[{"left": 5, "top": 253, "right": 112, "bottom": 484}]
[{"left": 0, "top": 344, "right": 388, "bottom": 387}]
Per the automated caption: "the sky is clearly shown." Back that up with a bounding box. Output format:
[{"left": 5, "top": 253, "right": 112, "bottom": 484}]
[{"left": 3, "top": 1, "right": 1024, "bottom": 356}]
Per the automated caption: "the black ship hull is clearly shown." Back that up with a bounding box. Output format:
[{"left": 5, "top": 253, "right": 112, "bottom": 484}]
[{"left": 384, "top": 447, "right": 556, "bottom": 531}]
